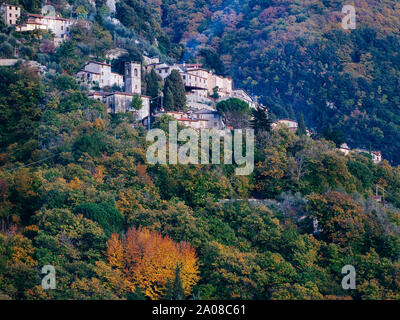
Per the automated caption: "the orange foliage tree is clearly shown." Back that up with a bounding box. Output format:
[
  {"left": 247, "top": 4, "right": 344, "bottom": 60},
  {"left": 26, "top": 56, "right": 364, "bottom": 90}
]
[{"left": 106, "top": 227, "right": 200, "bottom": 299}]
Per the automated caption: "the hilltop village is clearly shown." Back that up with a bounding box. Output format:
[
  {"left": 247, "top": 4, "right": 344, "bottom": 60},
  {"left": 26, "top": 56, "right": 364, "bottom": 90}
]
[{"left": 0, "top": 2, "right": 383, "bottom": 162}]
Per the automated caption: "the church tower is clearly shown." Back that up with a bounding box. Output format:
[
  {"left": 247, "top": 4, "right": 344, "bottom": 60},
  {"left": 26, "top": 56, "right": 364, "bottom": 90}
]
[{"left": 125, "top": 62, "right": 141, "bottom": 95}]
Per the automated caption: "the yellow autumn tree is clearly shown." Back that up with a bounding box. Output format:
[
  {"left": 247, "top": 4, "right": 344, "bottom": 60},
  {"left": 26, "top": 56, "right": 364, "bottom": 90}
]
[{"left": 106, "top": 227, "right": 200, "bottom": 299}]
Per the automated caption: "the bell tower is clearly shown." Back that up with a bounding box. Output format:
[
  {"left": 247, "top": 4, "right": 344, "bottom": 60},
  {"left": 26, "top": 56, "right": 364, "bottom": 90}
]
[{"left": 125, "top": 62, "right": 141, "bottom": 95}]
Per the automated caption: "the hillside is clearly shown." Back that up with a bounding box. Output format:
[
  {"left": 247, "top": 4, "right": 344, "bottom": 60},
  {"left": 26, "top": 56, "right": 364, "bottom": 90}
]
[
  {"left": 143, "top": 0, "right": 400, "bottom": 165},
  {"left": 0, "top": 0, "right": 400, "bottom": 301}
]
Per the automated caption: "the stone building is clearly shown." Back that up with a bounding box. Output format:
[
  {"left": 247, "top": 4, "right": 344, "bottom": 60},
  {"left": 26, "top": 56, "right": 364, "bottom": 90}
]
[
  {"left": 191, "top": 109, "right": 225, "bottom": 130},
  {"left": 76, "top": 61, "right": 124, "bottom": 89},
  {"left": 272, "top": 119, "right": 298, "bottom": 133},
  {"left": 208, "top": 74, "right": 233, "bottom": 98},
  {"left": 0, "top": 3, "right": 21, "bottom": 26},
  {"left": 144, "top": 60, "right": 259, "bottom": 111},
  {"left": 86, "top": 62, "right": 150, "bottom": 122},
  {"left": 124, "top": 62, "right": 141, "bottom": 94},
  {"left": 152, "top": 111, "right": 209, "bottom": 130},
  {"left": 16, "top": 12, "right": 90, "bottom": 45}
]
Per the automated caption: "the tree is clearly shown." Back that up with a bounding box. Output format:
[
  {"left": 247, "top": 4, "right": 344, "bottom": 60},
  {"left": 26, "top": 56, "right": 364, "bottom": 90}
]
[
  {"left": 74, "top": 202, "right": 124, "bottom": 236},
  {"left": 163, "top": 70, "right": 186, "bottom": 111},
  {"left": 0, "top": 42, "right": 13, "bottom": 58},
  {"left": 165, "top": 265, "right": 185, "bottom": 300},
  {"left": 163, "top": 87, "right": 174, "bottom": 111},
  {"left": 55, "top": 41, "right": 80, "bottom": 74},
  {"left": 75, "top": 5, "right": 89, "bottom": 19},
  {"left": 306, "top": 192, "right": 367, "bottom": 248},
  {"left": 19, "top": 0, "right": 41, "bottom": 12},
  {"left": 296, "top": 113, "right": 307, "bottom": 136},
  {"left": 199, "top": 48, "right": 225, "bottom": 75},
  {"left": 106, "top": 227, "right": 200, "bottom": 299},
  {"left": 322, "top": 129, "right": 345, "bottom": 148},
  {"left": 146, "top": 69, "right": 162, "bottom": 99},
  {"left": 130, "top": 94, "right": 143, "bottom": 111},
  {"left": 145, "top": 69, "right": 162, "bottom": 112},
  {"left": 216, "top": 98, "right": 252, "bottom": 129},
  {"left": 252, "top": 107, "right": 272, "bottom": 134}
]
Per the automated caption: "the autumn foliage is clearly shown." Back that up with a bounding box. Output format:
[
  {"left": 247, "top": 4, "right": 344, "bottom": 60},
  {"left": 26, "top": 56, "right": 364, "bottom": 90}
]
[{"left": 106, "top": 228, "right": 200, "bottom": 299}]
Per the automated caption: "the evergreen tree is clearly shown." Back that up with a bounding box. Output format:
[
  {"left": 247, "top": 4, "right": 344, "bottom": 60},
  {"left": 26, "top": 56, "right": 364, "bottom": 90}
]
[
  {"left": 216, "top": 98, "right": 252, "bottom": 129},
  {"left": 146, "top": 69, "right": 163, "bottom": 112},
  {"left": 163, "top": 70, "right": 186, "bottom": 111},
  {"left": 163, "top": 87, "right": 175, "bottom": 111},
  {"left": 252, "top": 107, "right": 272, "bottom": 134},
  {"left": 297, "top": 113, "right": 307, "bottom": 136},
  {"left": 165, "top": 265, "right": 185, "bottom": 300},
  {"left": 146, "top": 69, "right": 162, "bottom": 99}
]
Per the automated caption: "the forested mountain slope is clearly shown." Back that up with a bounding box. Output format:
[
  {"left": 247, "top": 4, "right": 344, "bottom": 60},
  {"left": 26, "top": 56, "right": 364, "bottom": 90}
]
[
  {"left": 134, "top": 0, "right": 400, "bottom": 164},
  {"left": 1, "top": 0, "right": 400, "bottom": 300}
]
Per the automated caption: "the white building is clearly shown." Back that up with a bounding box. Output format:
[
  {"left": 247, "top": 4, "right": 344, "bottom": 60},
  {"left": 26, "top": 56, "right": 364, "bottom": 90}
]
[
  {"left": 190, "top": 109, "right": 225, "bottom": 130},
  {"left": 104, "top": 92, "right": 150, "bottom": 120},
  {"left": 339, "top": 143, "right": 351, "bottom": 156},
  {"left": 208, "top": 74, "right": 233, "bottom": 98},
  {"left": 152, "top": 111, "right": 208, "bottom": 130},
  {"left": 0, "top": 3, "right": 21, "bottom": 26},
  {"left": 354, "top": 149, "right": 383, "bottom": 164},
  {"left": 88, "top": 91, "right": 150, "bottom": 121},
  {"left": 86, "top": 61, "right": 150, "bottom": 121},
  {"left": 76, "top": 61, "right": 124, "bottom": 89},
  {"left": 272, "top": 119, "right": 298, "bottom": 133},
  {"left": 146, "top": 63, "right": 181, "bottom": 81},
  {"left": 371, "top": 151, "right": 382, "bottom": 164},
  {"left": 144, "top": 61, "right": 259, "bottom": 112},
  {"left": 16, "top": 13, "right": 90, "bottom": 45}
]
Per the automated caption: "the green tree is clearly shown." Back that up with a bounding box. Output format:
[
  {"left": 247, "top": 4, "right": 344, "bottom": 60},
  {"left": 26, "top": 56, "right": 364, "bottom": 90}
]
[
  {"left": 55, "top": 41, "right": 80, "bottom": 74},
  {"left": 296, "top": 113, "right": 307, "bottom": 136},
  {"left": 163, "top": 70, "right": 186, "bottom": 111},
  {"left": 146, "top": 69, "right": 162, "bottom": 99},
  {"left": 216, "top": 98, "right": 252, "bottom": 129},
  {"left": 74, "top": 202, "right": 124, "bottom": 236},
  {"left": 252, "top": 106, "right": 272, "bottom": 134},
  {"left": 145, "top": 69, "right": 163, "bottom": 112},
  {"left": 130, "top": 94, "right": 143, "bottom": 111},
  {"left": 165, "top": 265, "right": 185, "bottom": 300}
]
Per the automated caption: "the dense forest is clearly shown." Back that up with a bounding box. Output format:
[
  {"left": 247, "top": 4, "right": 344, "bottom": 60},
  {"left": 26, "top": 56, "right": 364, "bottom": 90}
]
[{"left": 0, "top": 0, "right": 400, "bottom": 300}]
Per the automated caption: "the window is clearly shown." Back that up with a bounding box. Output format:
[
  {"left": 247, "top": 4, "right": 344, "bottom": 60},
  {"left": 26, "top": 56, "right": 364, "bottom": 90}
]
[
  {"left": 61, "top": 26, "right": 63, "bottom": 30},
  {"left": 134, "top": 69, "right": 138, "bottom": 77}
]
